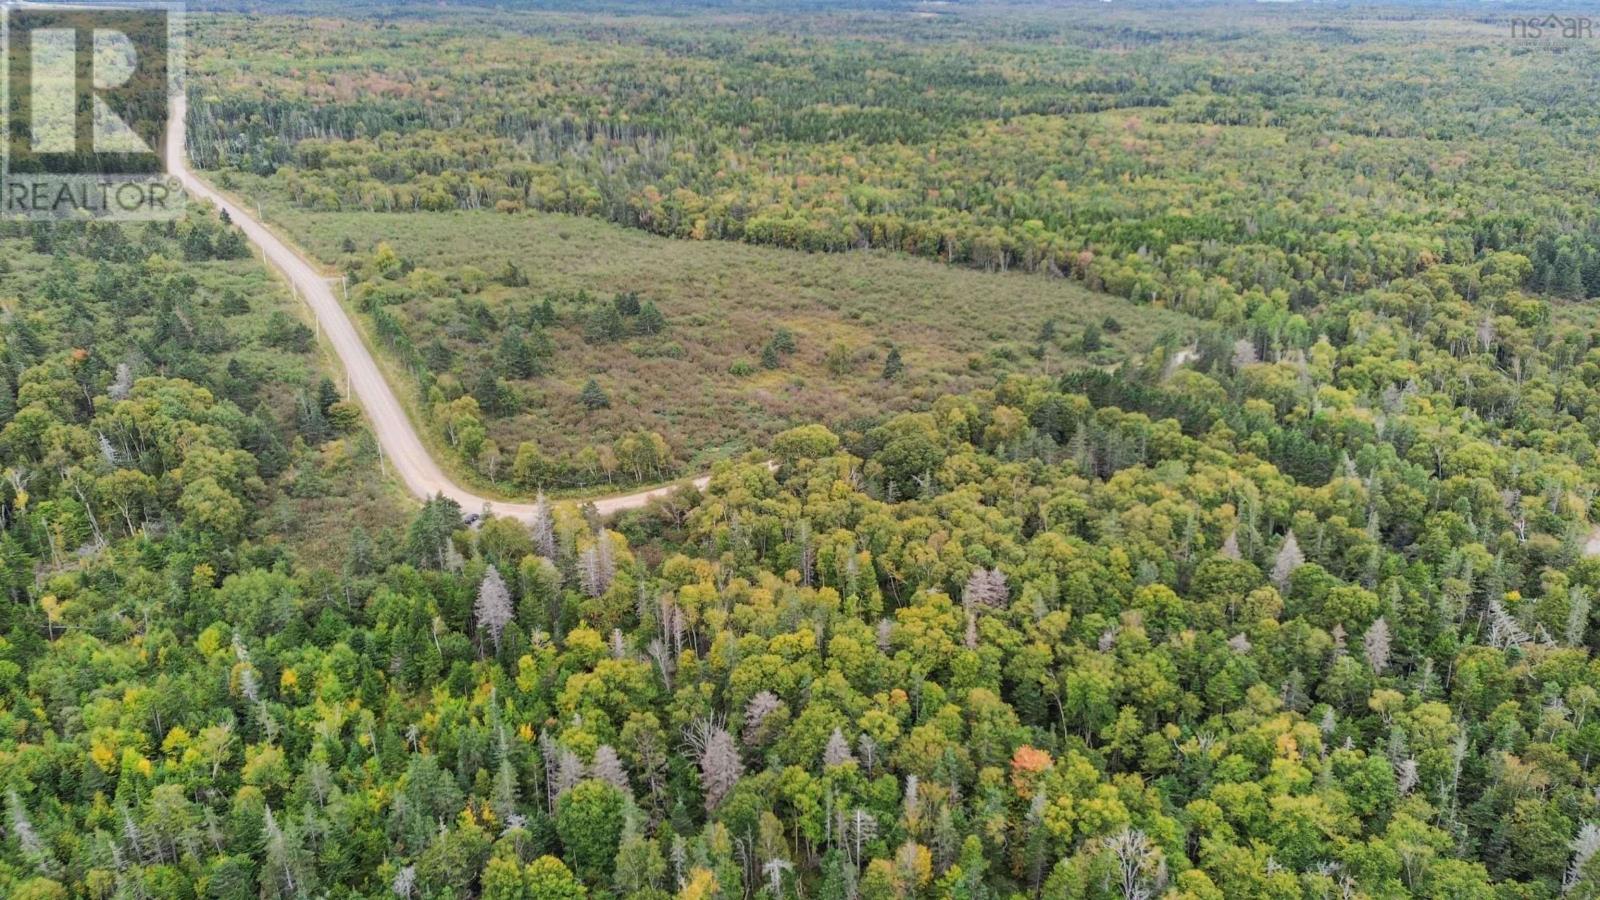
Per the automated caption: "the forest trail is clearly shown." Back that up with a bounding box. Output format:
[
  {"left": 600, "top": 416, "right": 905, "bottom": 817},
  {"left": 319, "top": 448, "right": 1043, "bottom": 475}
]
[{"left": 167, "top": 95, "right": 730, "bottom": 520}]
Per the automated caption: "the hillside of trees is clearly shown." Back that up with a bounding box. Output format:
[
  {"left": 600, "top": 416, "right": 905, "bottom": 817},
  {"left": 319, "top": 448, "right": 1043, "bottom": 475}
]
[
  {"left": 189, "top": 4, "right": 1600, "bottom": 316},
  {"left": 9, "top": 2, "right": 1600, "bottom": 898},
  {"left": 8, "top": 180, "right": 1600, "bottom": 897}
]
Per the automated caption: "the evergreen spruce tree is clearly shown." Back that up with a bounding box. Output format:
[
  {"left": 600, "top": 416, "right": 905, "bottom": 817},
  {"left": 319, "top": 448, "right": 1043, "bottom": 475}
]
[
  {"left": 637, "top": 300, "right": 666, "bottom": 335},
  {"left": 613, "top": 290, "right": 641, "bottom": 316},
  {"left": 500, "top": 328, "right": 539, "bottom": 379},
  {"left": 581, "top": 378, "right": 610, "bottom": 410},
  {"left": 882, "top": 346, "right": 903, "bottom": 379},
  {"left": 585, "top": 305, "right": 625, "bottom": 343},
  {"left": 316, "top": 377, "right": 341, "bottom": 415}
]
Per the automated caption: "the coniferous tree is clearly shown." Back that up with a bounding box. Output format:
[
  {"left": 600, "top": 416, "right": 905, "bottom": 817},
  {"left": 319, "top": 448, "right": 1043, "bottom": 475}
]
[
  {"left": 528, "top": 493, "right": 556, "bottom": 559},
  {"left": 405, "top": 494, "right": 463, "bottom": 569},
  {"left": 316, "top": 377, "right": 341, "bottom": 415},
  {"left": 685, "top": 718, "right": 742, "bottom": 812},
  {"left": 475, "top": 565, "right": 513, "bottom": 653},
  {"left": 580, "top": 378, "right": 610, "bottom": 410},
  {"left": 499, "top": 329, "right": 540, "bottom": 379},
  {"left": 472, "top": 368, "right": 517, "bottom": 417},
  {"left": 584, "top": 305, "right": 625, "bottom": 343},
  {"left": 1272, "top": 530, "right": 1304, "bottom": 589},
  {"left": 881, "top": 346, "right": 903, "bottom": 379},
  {"left": 636, "top": 300, "right": 666, "bottom": 335},
  {"left": 612, "top": 291, "right": 641, "bottom": 316}
]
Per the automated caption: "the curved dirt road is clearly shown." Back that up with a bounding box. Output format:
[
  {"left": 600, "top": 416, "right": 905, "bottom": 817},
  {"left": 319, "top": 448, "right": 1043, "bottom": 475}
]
[{"left": 167, "top": 96, "right": 721, "bottom": 520}]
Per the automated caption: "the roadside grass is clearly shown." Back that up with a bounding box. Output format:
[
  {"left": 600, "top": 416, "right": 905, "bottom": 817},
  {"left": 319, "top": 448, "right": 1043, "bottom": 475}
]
[{"left": 221, "top": 179, "right": 1200, "bottom": 492}]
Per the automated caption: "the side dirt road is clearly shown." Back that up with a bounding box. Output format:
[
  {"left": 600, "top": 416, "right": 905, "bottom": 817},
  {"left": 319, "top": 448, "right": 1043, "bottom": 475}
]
[{"left": 167, "top": 94, "right": 735, "bottom": 520}]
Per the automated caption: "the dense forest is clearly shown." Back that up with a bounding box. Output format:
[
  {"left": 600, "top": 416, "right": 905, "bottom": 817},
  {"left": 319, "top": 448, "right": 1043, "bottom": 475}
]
[
  {"left": 188, "top": 4, "right": 1600, "bottom": 313},
  {"left": 9, "top": 1, "right": 1600, "bottom": 899},
  {"left": 9, "top": 206, "right": 1600, "bottom": 897}
]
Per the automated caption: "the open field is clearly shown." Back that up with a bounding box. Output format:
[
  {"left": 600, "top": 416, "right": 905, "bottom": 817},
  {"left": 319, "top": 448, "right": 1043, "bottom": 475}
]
[{"left": 227, "top": 186, "right": 1197, "bottom": 487}]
